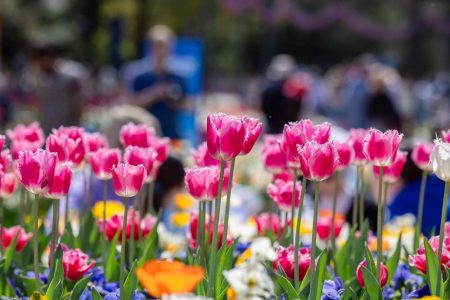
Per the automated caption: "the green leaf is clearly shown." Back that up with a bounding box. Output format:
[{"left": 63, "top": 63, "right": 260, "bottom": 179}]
[
  {"left": 46, "top": 259, "right": 64, "bottom": 299},
  {"left": 276, "top": 274, "right": 300, "bottom": 300},
  {"left": 386, "top": 233, "right": 402, "bottom": 285},
  {"left": 424, "top": 238, "right": 443, "bottom": 296},
  {"left": 105, "top": 232, "right": 120, "bottom": 281},
  {"left": 137, "top": 212, "right": 161, "bottom": 267},
  {"left": 215, "top": 240, "right": 237, "bottom": 298},
  {"left": 18, "top": 275, "right": 38, "bottom": 295},
  {"left": 364, "top": 245, "right": 377, "bottom": 276},
  {"left": 91, "top": 287, "right": 103, "bottom": 300},
  {"left": 61, "top": 222, "right": 76, "bottom": 248},
  {"left": 123, "top": 260, "right": 138, "bottom": 300},
  {"left": 299, "top": 267, "right": 311, "bottom": 294},
  {"left": 361, "top": 266, "right": 382, "bottom": 300},
  {"left": 3, "top": 232, "right": 19, "bottom": 272},
  {"left": 70, "top": 274, "right": 92, "bottom": 299},
  {"left": 308, "top": 250, "right": 328, "bottom": 300},
  {"left": 48, "top": 245, "right": 64, "bottom": 284},
  {"left": 335, "top": 228, "right": 355, "bottom": 280}
]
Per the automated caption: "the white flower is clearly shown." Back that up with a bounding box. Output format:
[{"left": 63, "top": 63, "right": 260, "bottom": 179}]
[
  {"left": 224, "top": 262, "right": 274, "bottom": 300},
  {"left": 161, "top": 294, "right": 212, "bottom": 300},
  {"left": 248, "top": 237, "right": 277, "bottom": 263},
  {"left": 431, "top": 139, "right": 450, "bottom": 182}
]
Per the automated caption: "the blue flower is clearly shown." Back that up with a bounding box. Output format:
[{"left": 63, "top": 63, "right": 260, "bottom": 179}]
[
  {"left": 392, "top": 264, "right": 422, "bottom": 290},
  {"left": 103, "top": 288, "right": 145, "bottom": 300},
  {"left": 321, "top": 277, "right": 344, "bottom": 300},
  {"left": 407, "top": 285, "right": 430, "bottom": 299},
  {"left": 383, "top": 286, "right": 395, "bottom": 299}
]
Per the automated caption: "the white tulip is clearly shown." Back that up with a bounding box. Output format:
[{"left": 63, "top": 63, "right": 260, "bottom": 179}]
[{"left": 431, "top": 139, "right": 450, "bottom": 182}]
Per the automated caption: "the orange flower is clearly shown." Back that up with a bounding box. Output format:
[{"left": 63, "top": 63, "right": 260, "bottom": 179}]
[{"left": 135, "top": 260, "right": 204, "bottom": 297}]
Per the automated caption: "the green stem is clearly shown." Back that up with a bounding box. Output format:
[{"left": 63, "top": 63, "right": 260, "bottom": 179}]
[
  {"left": 19, "top": 186, "right": 25, "bottom": 227},
  {"left": 147, "top": 182, "right": 155, "bottom": 215},
  {"left": 0, "top": 197, "right": 3, "bottom": 254},
  {"left": 310, "top": 181, "right": 320, "bottom": 292},
  {"left": 50, "top": 200, "right": 58, "bottom": 267},
  {"left": 207, "top": 160, "right": 226, "bottom": 297},
  {"left": 102, "top": 180, "right": 108, "bottom": 268},
  {"left": 120, "top": 197, "right": 130, "bottom": 300},
  {"left": 437, "top": 181, "right": 449, "bottom": 294},
  {"left": 222, "top": 158, "right": 235, "bottom": 244},
  {"left": 359, "top": 166, "right": 365, "bottom": 225},
  {"left": 130, "top": 196, "right": 137, "bottom": 265},
  {"left": 414, "top": 171, "right": 428, "bottom": 251},
  {"left": 290, "top": 168, "right": 298, "bottom": 241},
  {"left": 331, "top": 172, "right": 339, "bottom": 252},
  {"left": 198, "top": 201, "right": 206, "bottom": 266},
  {"left": 64, "top": 192, "right": 70, "bottom": 230},
  {"left": 294, "top": 178, "right": 307, "bottom": 289},
  {"left": 353, "top": 166, "right": 360, "bottom": 228},
  {"left": 376, "top": 167, "right": 384, "bottom": 282},
  {"left": 33, "top": 193, "right": 40, "bottom": 291},
  {"left": 138, "top": 186, "right": 147, "bottom": 242}
]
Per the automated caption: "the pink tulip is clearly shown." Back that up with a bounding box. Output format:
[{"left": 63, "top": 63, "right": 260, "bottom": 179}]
[
  {"left": 147, "top": 135, "right": 170, "bottom": 164},
  {"left": 89, "top": 148, "right": 121, "bottom": 180},
  {"left": 240, "top": 116, "right": 263, "bottom": 155},
  {"left": 356, "top": 260, "right": 388, "bottom": 288},
  {"left": 363, "top": 129, "right": 403, "bottom": 167},
  {"left": 273, "top": 245, "right": 311, "bottom": 280},
  {"left": 0, "top": 135, "right": 4, "bottom": 150},
  {"left": 347, "top": 129, "right": 368, "bottom": 165},
  {"left": 83, "top": 132, "right": 108, "bottom": 155},
  {"left": 124, "top": 146, "right": 158, "bottom": 182},
  {"left": 62, "top": 248, "right": 96, "bottom": 281},
  {"left": 7, "top": 122, "right": 45, "bottom": 159},
  {"left": 409, "top": 235, "right": 450, "bottom": 273},
  {"left": 1, "top": 226, "right": 32, "bottom": 252},
  {"left": 333, "top": 141, "right": 354, "bottom": 170},
  {"left": 297, "top": 141, "right": 339, "bottom": 182},
  {"left": 52, "top": 126, "right": 85, "bottom": 142},
  {"left": 0, "top": 173, "right": 18, "bottom": 198},
  {"left": 442, "top": 130, "right": 450, "bottom": 143},
  {"left": 262, "top": 135, "right": 286, "bottom": 174},
  {"left": 185, "top": 166, "right": 230, "bottom": 201},
  {"left": 192, "top": 142, "right": 222, "bottom": 167},
  {"left": 45, "top": 163, "right": 73, "bottom": 199},
  {"left": 412, "top": 143, "right": 434, "bottom": 172},
  {"left": 206, "top": 113, "right": 246, "bottom": 161},
  {"left": 112, "top": 163, "right": 146, "bottom": 198},
  {"left": 119, "top": 122, "right": 155, "bottom": 148},
  {"left": 46, "top": 134, "right": 85, "bottom": 168},
  {"left": 267, "top": 179, "right": 302, "bottom": 211},
  {"left": 317, "top": 211, "right": 345, "bottom": 240},
  {"left": 188, "top": 212, "right": 231, "bottom": 250},
  {"left": 17, "top": 149, "right": 57, "bottom": 194},
  {"left": 98, "top": 210, "right": 156, "bottom": 242},
  {"left": 0, "top": 150, "right": 12, "bottom": 172},
  {"left": 254, "top": 213, "right": 284, "bottom": 236},
  {"left": 373, "top": 151, "right": 408, "bottom": 183}
]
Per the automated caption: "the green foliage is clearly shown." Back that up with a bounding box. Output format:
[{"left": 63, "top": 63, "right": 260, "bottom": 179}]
[
  {"left": 424, "top": 238, "right": 444, "bottom": 296},
  {"left": 105, "top": 232, "right": 120, "bottom": 282}
]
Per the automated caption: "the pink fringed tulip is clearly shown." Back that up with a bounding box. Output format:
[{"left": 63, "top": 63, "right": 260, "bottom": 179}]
[
  {"left": 99, "top": 210, "right": 156, "bottom": 242},
  {"left": 112, "top": 163, "right": 146, "bottom": 198},
  {"left": 124, "top": 146, "right": 158, "bottom": 182},
  {"left": 89, "top": 148, "right": 121, "bottom": 180},
  {"left": 363, "top": 129, "right": 403, "bottom": 167},
  {"left": 409, "top": 236, "right": 450, "bottom": 273},
  {"left": 356, "top": 260, "right": 388, "bottom": 288},
  {"left": 45, "top": 163, "right": 73, "bottom": 199},
  {"left": 7, "top": 122, "right": 45, "bottom": 159},
  {"left": 333, "top": 141, "right": 354, "bottom": 170},
  {"left": 148, "top": 135, "right": 170, "bottom": 164},
  {"left": 17, "top": 149, "right": 57, "bottom": 194},
  {"left": 261, "top": 135, "right": 286, "bottom": 174},
  {"left": 62, "top": 248, "right": 96, "bottom": 281},
  {"left": 373, "top": 151, "right": 407, "bottom": 183},
  {"left": 273, "top": 245, "right": 311, "bottom": 281},
  {"left": 297, "top": 141, "right": 339, "bottom": 182},
  {"left": 206, "top": 113, "right": 246, "bottom": 161},
  {"left": 411, "top": 143, "right": 434, "bottom": 172},
  {"left": 52, "top": 126, "right": 84, "bottom": 141},
  {"left": 240, "top": 116, "right": 263, "bottom": 155},
  {"left": 119, "top": 122, "right": 155, "bottom": 148},
  {"left": 0, "top": 150, "right": 12, "bottom": 172},
  {"left": 185, "top": 166, "right": 230, "bottom": 201},
  {"left": 1, "top": 226, "right": 32, "bottom": 252},
  {"left": 83, "top": 132, "right": 108, "bottom": 154},
  {"left": 267, "top": 179, "right": 302, "bottom": 211},
  {"left": 192, "top": 142, "right": 221, "bottom": 167},
  {"left": 442, "top": 130, "right": 450, "bottom": 143},
  {"left": 46, "top": 134, "right": 86, "bottom": 168},
  {"left": 0, "top": 173, "right": 18, "bottom": 198},
  {"left": 347, "top": 129, "right": 368, "bottom": 165},
  {"left": 254, "top": 213, "right": 283, "bottom": 236}
]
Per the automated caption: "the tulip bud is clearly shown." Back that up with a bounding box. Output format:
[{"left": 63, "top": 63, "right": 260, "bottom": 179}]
[
  {"left": 356, "top": 260, "right": 388, "bottom": 288},
  {"left": 363, "top": 129, "right": 403, "bottom": 167},
  {"left": 430, "top": 140, "right": 450, "bottom": 182},
  {"left": 411, "top": 143, "right": 434, "bottom": 172}
]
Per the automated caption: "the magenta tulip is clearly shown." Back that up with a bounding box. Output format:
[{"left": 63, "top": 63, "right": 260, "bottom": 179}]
[
  {"left": 411, "top": 143, "right": 434, "bottom": 172},
  {"left": 185, "top": 166, "right": 230, "bottom": 201},
  {"left": 17, "top": 149, "right": 57, "bottom": 194},
  {"left": 273, "top": 245, "right": 311, "bottom": 281},
  {"left": 83, "top": 132, "right": 108, "bottom": 155},
  {"left": 52, "top": 126, "right": 84, "bottom": 141},
  {"left": 119, "top": 122, "right": 155, "bottom": 148},
  {"left": 89, "top": 148, "right": 121, "bottom": 180},
  {"left": 1, "top": 226, "right": 32, "bottom": 252},
  {"left": 7, "top": 122, "right": 45, "bottom": 159},
  {"left": 62, "top": 248, "right": 95, "bottom": 281},
  {"left": 240, "top": 116, "right": 263, "bottom": 155},
  {"left": 347, "top": 129, "right": 368, "bottom": 165},
  {"left": 363, "top": 129, "right": 403, "bottom": 167},
  {"left": 124, "top": 146, "right": 158, "bottom": 182},
  {"left": 333, "top": 141, "right": 354, "bottom": 170},
  {"left": 112, "top": 163, "right": 146, "bottom": 198},
  {"left": 0, "top": 173, "right": 18, "bottom": 198},
  {"left": 45, "top": 163, "right": 73, "bottom": 199},
  {"left": 0, "top": 150, "right": 12, "bottom": 172},
  {"left": 297, "top": 141, "right": 339, "bottom": 182},
  {"left": 373, "top": 151, "right": 407, "bottom": 183},
  {"left": 46, "top": 134, "right": 85, "bottom": 168},
  {"left": 267, "top": 179, "right": 302, "bottom": 211},
  {"left": 192, "top": 142, "right": 222, "bottom": 167},
  {"left": 262, "top": 135, "right": 286, "bottom": 174},
  {"left": 356, "top": 260, "right": 388, "bottom": 288},
  {"left": 206, "top": 113, "right": 246, "bottom": 161}
]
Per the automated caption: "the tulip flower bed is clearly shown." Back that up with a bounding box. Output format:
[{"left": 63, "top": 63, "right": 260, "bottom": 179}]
[{"left": 0, "top": 119, "right": 449, "bottom": 300}]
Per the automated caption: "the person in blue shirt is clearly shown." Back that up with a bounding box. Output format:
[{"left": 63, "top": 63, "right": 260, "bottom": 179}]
[
  {"left": 388, "top": 147, "right": 448, "bottom": 236},
  {"left": 131, "top": 25, "right": 187, "bottom": 139}
]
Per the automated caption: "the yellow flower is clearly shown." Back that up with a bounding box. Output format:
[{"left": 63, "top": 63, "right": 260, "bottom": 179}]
[
  {"left": 91, "top": 201, "right": 124, "bottom": 220},
  {"left": 292, "top": 218, "right": 312, "bottom": 235},
  {"left": 416, "top": 297, "right": 441, "bottom": 300},
  {"left": 236, "top": 248, "right": 252, "bottom": 266},
  {"left": 227, "top": 288, "right": 237, "bottom": 300},
  {"left": 174, "top": 193, "right": 194, "bottom": 210},
  {"left": 171, "top": 212, "right": 190, "bottom": 227},
  {"left": 29, "top": 292, "right": 47, "bottom": 300}
]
